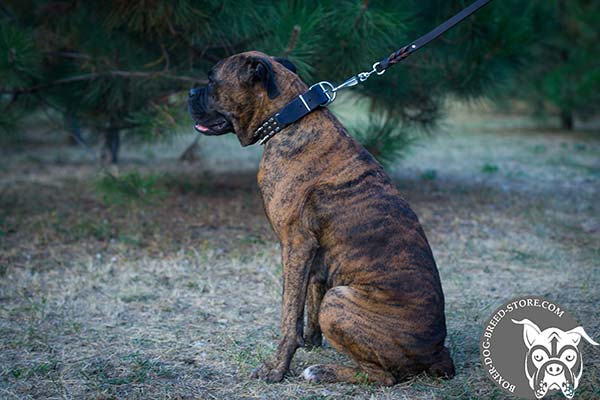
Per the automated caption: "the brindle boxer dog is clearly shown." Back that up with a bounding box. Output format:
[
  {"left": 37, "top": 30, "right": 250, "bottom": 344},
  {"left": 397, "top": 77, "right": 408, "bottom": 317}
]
[{"left": 188, "top": 51, "right": 455, "bottom": 385}]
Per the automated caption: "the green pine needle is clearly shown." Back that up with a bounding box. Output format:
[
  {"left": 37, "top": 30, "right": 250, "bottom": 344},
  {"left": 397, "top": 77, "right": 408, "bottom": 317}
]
[{"left": 349, "top": 113, "right": 416, "bottom": 168}]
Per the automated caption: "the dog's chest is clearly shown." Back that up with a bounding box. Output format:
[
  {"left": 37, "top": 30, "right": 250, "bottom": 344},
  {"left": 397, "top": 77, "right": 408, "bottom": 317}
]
[
  {"left": 258, "top": 174, "right": 306, "bottom": 233},
  {"left": 257, "top": 152, "right": 321, "bottom": 236}
]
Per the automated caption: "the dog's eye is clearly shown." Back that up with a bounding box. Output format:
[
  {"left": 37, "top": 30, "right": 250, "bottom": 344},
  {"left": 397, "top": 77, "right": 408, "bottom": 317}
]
[
  {"left": 562, "top": 349, "right": 577, "bottom": 362},
  {"left": 532, "top": 350, "right": 546, "bottom": 362}
]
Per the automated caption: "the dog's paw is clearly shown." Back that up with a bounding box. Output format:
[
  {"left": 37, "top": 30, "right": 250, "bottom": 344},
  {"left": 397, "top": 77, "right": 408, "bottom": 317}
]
[
  {"left": 302, "top": 365, "right": 320, "bottom": 383},
  {"left": 534, "top": 382, "right": 548, "bottom": 399},
  {"left": 250, "top": 362, "right": 285, "bottom": 383},
  {"left": 302, "top": 364, "right": 335, "bottom": 383}
]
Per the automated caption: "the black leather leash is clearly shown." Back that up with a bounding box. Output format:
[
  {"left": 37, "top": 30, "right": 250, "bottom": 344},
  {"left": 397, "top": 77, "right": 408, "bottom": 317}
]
[
  {"left": 256, "top": 0, "right": 492, "bottom": 145},
  {"left": 375, "top": 0, "right": 492, "bottom": 72}
]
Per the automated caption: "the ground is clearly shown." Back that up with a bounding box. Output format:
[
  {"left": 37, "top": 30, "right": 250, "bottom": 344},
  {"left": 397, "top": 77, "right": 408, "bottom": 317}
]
[{"left": 0, "top": 101, "right": 598, "bottom": 399}]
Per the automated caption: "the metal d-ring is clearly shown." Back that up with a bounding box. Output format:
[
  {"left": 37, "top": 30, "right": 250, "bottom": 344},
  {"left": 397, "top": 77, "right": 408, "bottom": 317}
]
[
  {"left": 309, "top": 81, "right": 336, "bottom": 105},
  {"left": 309, "top": 62, "right": 386, "bottom": 106}
]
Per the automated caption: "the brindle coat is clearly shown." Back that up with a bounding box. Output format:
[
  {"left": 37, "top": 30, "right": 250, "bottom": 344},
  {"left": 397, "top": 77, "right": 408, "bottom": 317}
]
[{"left": 188, "top": 51, "right": 454, "bottom": 385}]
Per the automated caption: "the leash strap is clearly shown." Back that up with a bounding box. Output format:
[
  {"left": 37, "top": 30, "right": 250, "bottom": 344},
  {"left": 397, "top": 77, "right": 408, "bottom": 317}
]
[
  {"left": 255, "top": 0, "right": 492, "bottom": 145},
  {"left": 376, "top": 0, "right": 492, "bottom": 72}
]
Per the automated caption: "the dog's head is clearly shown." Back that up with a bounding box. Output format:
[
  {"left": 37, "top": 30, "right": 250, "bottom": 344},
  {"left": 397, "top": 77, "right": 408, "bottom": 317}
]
[
  {"left": 188, "top": 51, "right": 300, "bottom": 146},
  {"left": 512, "top": 319, "right": 598, "bottom": 399}
]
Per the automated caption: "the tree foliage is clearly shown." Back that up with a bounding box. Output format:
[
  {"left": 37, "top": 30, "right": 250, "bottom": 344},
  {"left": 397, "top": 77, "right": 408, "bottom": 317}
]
[
  {"left": 500, "top": 0, "right": 599, "bottom": 129},
  {"left": 1, "top": 0, "right": 535, "bottom": 162}
]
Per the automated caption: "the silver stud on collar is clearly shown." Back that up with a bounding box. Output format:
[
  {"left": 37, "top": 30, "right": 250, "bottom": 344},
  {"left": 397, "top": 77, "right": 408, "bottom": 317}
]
[{"left": 256, "top": 113, "right": 281, "bottom": 145}]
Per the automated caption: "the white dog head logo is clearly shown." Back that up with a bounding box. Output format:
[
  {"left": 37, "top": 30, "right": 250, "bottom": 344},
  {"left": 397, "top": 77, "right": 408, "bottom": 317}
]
[{"left": 512, "top": 319, "right": 598, "bottom": 399}]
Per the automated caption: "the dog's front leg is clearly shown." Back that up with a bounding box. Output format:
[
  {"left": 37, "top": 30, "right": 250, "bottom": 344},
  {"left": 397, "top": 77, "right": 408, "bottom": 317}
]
[{"left": 252, "top": 230, "right": 317, "bottom": 383}]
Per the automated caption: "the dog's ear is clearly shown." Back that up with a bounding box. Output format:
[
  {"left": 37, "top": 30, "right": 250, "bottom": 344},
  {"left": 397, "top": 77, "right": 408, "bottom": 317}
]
[
  {"left": 274, "top": 57, "right": 297, "bottom": 74},
  {"left": 245, "top": 57, "right": 280, "bottom": 100},
  {"left": 512, "top": 319, "right": 542, "bottom": 349},
  {"left": 565, "top": 326, "right": 600, "bottom": 347}
]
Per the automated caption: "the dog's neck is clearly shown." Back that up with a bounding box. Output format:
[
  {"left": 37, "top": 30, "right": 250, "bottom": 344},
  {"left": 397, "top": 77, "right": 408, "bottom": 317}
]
[
  {"left": 262, "top": 111, "right": 322, "bottom": 150},
  {"left": 247, "top": 79, "right": 318, "bottom": 145},
  {"left": 261, "top": 108, "right": 350, "bottom": 158}
]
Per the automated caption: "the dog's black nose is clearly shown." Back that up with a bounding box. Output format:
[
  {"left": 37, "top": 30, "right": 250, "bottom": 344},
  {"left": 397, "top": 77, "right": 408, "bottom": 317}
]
[
  {"left": 545, "top": 363, "right": 564, "bottom": 376},
  {"left": 189, "top": 88, "right": 200, "bottom": 97}
]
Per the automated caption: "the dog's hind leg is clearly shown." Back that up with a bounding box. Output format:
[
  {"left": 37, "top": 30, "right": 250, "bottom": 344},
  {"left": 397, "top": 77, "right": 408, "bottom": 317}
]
[{"left": 304, "top": 285, "right": 450, "bottom": 384}]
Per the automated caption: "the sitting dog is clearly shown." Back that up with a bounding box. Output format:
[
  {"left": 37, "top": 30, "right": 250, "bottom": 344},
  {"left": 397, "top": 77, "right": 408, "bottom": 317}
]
[
  {"left": 188, "top": 51, "right": 454, "bottom": 384},
  {"left": 512, "top": 319, "right": 599, "bottom": 398}
]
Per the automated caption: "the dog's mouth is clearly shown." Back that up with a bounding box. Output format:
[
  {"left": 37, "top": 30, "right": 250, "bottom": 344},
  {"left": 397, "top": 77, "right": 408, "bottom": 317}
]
[
  {"left": 193, "top": 113, "right": 232, "bottom": 136},
  {"left": 188, "top": 85, "right": 233, "bottom": 136}
]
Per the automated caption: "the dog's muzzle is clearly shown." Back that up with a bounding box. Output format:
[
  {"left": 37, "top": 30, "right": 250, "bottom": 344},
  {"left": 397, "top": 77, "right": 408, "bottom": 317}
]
[
  {"left": 534, "top": 358, "right": 575, "bottom": 398},
  {"left": 188, "top": 87, "right": 232, "bottom": 135}
]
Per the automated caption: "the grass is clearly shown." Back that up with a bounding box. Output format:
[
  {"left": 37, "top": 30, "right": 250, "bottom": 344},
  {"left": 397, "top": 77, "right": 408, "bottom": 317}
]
[
  {"left": 94, "top": 170, "right": 166, "bottom": 206},
  {"left": 0, "top": 104, "right": 599, "bottom": 399},
  {"left": 481, "top": 164, "right": 499, "bottom": 174}
]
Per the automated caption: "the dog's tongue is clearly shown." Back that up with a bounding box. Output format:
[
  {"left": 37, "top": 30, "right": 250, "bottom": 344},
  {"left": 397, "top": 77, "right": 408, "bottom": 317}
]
[{"left": 195, "top": 124, "right": 209, "bottom": 132}]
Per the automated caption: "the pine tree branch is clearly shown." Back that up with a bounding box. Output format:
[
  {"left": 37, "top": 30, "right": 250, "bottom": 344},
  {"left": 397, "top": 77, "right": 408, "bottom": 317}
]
[
  {"left": 43, "top": 51, "right": 93, "bottom": 60},
  {"left": 354, "top": 0, "right": 369, "bottom": 28},
  {"left": 282, "top": 25, "right": 301, "bottom": 57},
  {"left": 161, "top": 44, "right": 171, "bottom": 71},
  {"left": 179, "top": 28, "right": 274, "bottom": 61},
  {"left": 1, "top": 71, "right": 205, "bottom": 95}
]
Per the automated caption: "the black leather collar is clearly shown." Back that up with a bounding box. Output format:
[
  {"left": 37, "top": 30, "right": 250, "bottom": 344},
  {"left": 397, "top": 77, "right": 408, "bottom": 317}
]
[{"left": 254, "top": 84, "right": 331, "bottom": 145}]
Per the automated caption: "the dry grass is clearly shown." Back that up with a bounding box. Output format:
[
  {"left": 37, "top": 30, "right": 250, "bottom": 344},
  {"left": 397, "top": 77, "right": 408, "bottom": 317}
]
[{"left": 1, "top": 105, "right": 599, "bottom": 399}]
